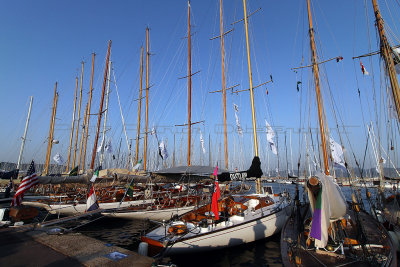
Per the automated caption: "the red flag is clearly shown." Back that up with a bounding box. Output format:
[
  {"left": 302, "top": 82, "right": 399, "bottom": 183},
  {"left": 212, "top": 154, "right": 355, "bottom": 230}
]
[
  {"left": 360, "top": 61, "right": 369, "bottom": 75},
  {"left": 211, "top": 166, "right": 220, "bottom": 220}
]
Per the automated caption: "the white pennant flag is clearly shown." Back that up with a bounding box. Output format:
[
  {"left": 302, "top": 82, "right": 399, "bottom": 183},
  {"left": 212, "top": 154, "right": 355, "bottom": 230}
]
[
  {"left": 233, "top": 104, "right": 243, "bottom": 136},
  {"left": 105, "top": 139, "right": 112, "bottom": 153},
  {"left": 329, "top": 137, "right": 346, "bottom": 169},
  {"left": 97, "top": 138, "right": 105, "bottom": 153},
  {"left": 159, "top": 139, "right": 168, "bottom": 159},
  {"left": 265, "top": 120, "right": 277, "bottom": 155},
  {"left": 200, "top": 130, "right": 206, "bottom": 154},
  {"left": 53, "top": 153, "right": 64, "bottom": 165}
]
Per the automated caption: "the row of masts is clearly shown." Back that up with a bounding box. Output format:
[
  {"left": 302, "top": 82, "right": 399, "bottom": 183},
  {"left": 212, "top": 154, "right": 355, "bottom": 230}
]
[
  {"left": 22, "top": 0, "right": 270, "bottom": 175},
  {"left": 19, "top": 0, "right": 399, "bottom": 177},
  {"left": 41, "top": 32, "right": 151, "bottom": 174}
]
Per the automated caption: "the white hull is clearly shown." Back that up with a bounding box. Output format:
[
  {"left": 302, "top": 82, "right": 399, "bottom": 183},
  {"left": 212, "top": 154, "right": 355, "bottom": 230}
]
[
  {"left": 23, "top": 199, "right": 152, "bottom": 216},
  {"left": 146, "top": 203, "right": 291, "bottom": 255},
  {"left": 102, "top": 205, "right": 196, "bottom": 221}
]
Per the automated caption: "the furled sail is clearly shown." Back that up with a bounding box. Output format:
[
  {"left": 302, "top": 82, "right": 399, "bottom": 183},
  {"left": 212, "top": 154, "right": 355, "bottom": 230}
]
[{"left": 307, "top": 173, "right": 347, "bottom": 248}]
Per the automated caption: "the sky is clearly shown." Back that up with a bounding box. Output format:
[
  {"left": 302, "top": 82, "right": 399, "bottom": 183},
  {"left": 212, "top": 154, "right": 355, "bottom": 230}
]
[{"left": 0, "top": 0, "right": 399, "bottom": 173}]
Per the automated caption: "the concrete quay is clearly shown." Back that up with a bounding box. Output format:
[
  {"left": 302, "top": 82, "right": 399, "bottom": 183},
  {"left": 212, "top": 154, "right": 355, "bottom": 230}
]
[{"left": 0, "top": 226, "right": 154, "bottom": 266}]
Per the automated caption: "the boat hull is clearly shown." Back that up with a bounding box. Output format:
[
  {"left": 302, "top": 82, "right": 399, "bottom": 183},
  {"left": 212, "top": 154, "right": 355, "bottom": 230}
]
[
  {"left": 23, "top": 199, "right": 152, "bottom": 216},
  {"left": 102, "top": 205, "right": 196, "bottom": 221},
  {"left": 146, "top": 204, "right": 291, "bottom": 255}
]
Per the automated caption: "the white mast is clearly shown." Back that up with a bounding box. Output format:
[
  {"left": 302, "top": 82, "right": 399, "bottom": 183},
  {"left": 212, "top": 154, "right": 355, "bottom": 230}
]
[
  {"left": 17, "top": 96, "right": 33, "bottom": 170},
  {"left": 100, "top": 60, "right": 112, "bottom": 166}
]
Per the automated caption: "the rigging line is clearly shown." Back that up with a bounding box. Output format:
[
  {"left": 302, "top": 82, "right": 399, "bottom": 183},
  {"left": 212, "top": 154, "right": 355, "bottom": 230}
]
[
  {"left": 150, "top": 40, "right": 186, "bottom": 126},
  {"left": 110, "top": 60, "right": 141, "bottom": 141},
  {"left": 363, "top": 0, "right": 381, "bottom": 142},
  {"left": 248, "top": 11, "right": 274, "bottom": 128},
  {"left": 384, "top": 0, "right": 400, "bottom": 39},
  {"left": 314, "top": 0, "right": 342, "bottom": 55},
  {"left": 112, "top": 66, "right": 133, "bottom": 169}
]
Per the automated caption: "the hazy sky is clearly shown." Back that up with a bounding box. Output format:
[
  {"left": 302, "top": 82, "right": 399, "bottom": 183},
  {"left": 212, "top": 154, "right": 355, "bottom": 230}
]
[{"left": 0, "top": 0, "right": 399, "bottom": 172}]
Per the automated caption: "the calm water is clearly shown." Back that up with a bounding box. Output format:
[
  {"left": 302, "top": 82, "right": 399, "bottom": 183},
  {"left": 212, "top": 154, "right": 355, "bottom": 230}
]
[{"left": 75, "top": 182, "right": 379, "bottom": 267}]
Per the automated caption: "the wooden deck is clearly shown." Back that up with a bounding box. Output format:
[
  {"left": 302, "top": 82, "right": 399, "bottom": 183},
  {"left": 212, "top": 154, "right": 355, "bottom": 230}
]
[{"left": 281, "top": 203, "right": 397, "bottom": 266}]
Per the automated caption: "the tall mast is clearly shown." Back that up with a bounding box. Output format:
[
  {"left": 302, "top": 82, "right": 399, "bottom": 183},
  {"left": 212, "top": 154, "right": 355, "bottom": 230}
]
[
  {"left": 81, "top": 53, "right": 96, "bottom": 173},
  {"left": 371, "top": 0, "right": 400, "bottom": 123},
  {"left": 78, "top": 103, "right": 88, "bottom": 170},
  {"left": 219, "top": 0, "right": 228, "bottom": 170},
  {"left": 144, "top": 28, "right": 150, "bottom": 171},
  {"left": 187, "top": 1, "right": 192, "bottom": 166},
  {"left": 242, "top": 0, "right": 258, "bottom": 157},
  {"left": 100, "top": 60, "right": 112, "bottom": 166},
  {"left": 135, "top": 46, "right": 144, "bottom": 165},
  {"left": 72, "top": 62, "right": 84, "bottom": 168},
  {"left": 66, "top": 77, "right": 78, "bottom": 172},
  {"left": 307, "top": 0, "right": 330, "bottom": 175},
  {"left": 90, "top": 40, "right": 112, "bottom": 169},
  {"left": 44, "top": 82, "right": 58, "bottom": 175},
  {"left": 17, "top": 96, "right": 33, "bottom": 170}
]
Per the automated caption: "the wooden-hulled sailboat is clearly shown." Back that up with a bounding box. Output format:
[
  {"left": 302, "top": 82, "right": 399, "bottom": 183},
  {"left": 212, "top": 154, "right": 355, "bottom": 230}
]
[
  {"left": 23, "top": 41, "right": 154, "bottom": 216},
  {"left": 139, "top": 0, "right": 291, "bottom": 257},
  {"left": 280, "top": 0, "right": 397, "bottom": 265},
  {"left": 360, "top": 0, "right": 400, "bottom": 251}
]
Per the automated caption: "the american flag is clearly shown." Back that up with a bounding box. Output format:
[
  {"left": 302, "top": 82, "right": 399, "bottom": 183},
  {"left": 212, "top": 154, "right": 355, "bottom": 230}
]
[{"left": 11, "top": 160, "right": 38, "bottom": 206}]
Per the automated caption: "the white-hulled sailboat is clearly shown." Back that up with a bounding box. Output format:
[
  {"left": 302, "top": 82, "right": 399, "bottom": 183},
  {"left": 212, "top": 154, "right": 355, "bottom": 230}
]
[{"left": 139, "top": 0, "right": 292, "bottom": 257}]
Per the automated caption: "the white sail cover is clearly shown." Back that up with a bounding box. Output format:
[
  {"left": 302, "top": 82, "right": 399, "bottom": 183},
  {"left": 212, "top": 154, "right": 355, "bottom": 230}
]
[
  {"left": 265, "top": 120, "right": 277, "bottom": 155},
  {"left": 307, "top": 173, "right": 347, "bottom": 248}
]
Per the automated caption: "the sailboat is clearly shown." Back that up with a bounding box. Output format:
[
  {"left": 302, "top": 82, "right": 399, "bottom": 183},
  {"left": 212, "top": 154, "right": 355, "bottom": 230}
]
[
  {"left": 360, "top": 0, "right": 400, "bottom": 251},
  {"left": 280, "top": 0, "right": 397, "bottom": 265},
  {"left": 139, "top": 0, "right": 291, "bottom": 257}
]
